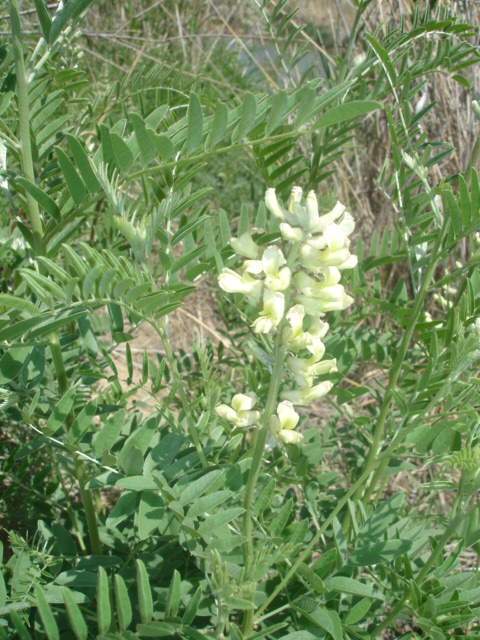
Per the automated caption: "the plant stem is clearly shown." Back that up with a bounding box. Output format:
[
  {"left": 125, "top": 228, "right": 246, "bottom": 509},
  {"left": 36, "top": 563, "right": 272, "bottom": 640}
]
[
  {"left": 350, "top": 215, "right": 449, "bottom": 510},
  {"left": 49, "top": 334, "right": 102, "bottom": 556},
  {"left": 241, "top": 338, "right": 286, "bottom": 637},
  {"left": 369, "top": 509, "right": 467, "bottom": 639},
  {"left": 242, "top": 337, "right": 286, "bottom": 573},
  {"left": 241, "top": 244, "right": 300, "bottom": 636},
  {"left": 10, "top": 0, "right": 44, "bottom": 255},
  {"left": 11, "top": 1, "right": 101, "bottom": 557},
  {"left": 254, "top": 460, "right": 381, "bottom": 622}
]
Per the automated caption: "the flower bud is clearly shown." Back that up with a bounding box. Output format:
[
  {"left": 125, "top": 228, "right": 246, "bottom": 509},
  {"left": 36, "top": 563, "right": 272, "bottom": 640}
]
[
  {"left": 265, "top": 188, "right": 287, "bottom": 221},
  {"left": 288, "top": 186, "right": 303, "bottom": 211},
  {"left": 305, "top": 191, "right": 320, "bottom": 230}
]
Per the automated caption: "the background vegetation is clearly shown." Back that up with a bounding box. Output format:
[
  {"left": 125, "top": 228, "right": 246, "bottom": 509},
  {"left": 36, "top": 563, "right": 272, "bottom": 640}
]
[{"left": 0, "top": 0, "right": 480, "bottom": 638}]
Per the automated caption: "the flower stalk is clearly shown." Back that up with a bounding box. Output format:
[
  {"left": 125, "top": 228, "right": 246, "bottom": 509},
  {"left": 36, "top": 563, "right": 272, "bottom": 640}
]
[{"left": 216, "top": 187, "right": 357, "bottom": 635}]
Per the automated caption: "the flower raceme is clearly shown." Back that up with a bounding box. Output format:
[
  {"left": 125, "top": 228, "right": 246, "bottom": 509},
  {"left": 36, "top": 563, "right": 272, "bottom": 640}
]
[{"left": 216, "top": 187, "right": 356, "bottom": 444}]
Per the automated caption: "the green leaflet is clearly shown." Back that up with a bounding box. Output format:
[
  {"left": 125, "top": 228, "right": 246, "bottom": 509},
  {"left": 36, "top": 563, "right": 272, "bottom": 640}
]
[
  {"left": 55, "top": 146, "right": 87, "bottom": 204},
  {"left": 67, "top": 399, "right": 97, "bottom": 445},
  {"left": 63, "top": 588, "right": 88, "bottom": 640},
  {"left": 34, "top": 585, "right": 59, "bottom": 640},
  {"left": 165, "top": 569, "right": 181, "bottom": 618},
  {"left": 348, "top": 540, "right": 413, "bottom": 566},
  {"left": 114, "top": 574, "right": 133, "bottom": 632},
  {"left": 324, "top": 576, "right": 384, "bottom": 600},
  {"left": 96, "top": 567, "right": 111, "bottom": 636},
  {"left": 314, "top": 100, "right": 382, "bottom": 129},
  {"left": 43, "top": 387, "right": 76, "bottom": 436},
  {"left": 66, "top": 134, "right": 100, "bottom": 192},
  {"left": 136, "top": 559, "right": 153, "bottom": 624},
  {"left": 0, "top": 346, "right": 33, "bottom": 384},
  {"left": 92, "top": 409, "right": 126, "bottom": 457}
]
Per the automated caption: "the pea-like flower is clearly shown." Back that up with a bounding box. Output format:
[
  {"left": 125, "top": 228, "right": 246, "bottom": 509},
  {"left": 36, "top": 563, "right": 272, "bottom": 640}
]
[
  {"left": 270, "top": 401, "right": 303, "bottom": 444},
  {"left": 281, "top": 380, "right": 334, "bottom": 406},
  {"left": 216, "top": 393, "right": 261, "bottom": 427},
  {"left": 299, "top": 243, "right": 354, "bottom": 271},
  {"left": 286, "top": 354, "right": 337, "bottom": 387},
  {"left": 218, "top": 268, "right": 263, "bottom": 306},
  {"left": 262, "top": 246, "right": 291, "bottom": 291},
  {"left": 282, "top": 305, "right": 330, "bottom": 358},
  {"left": 294, "top": 270, "right": 354, "bottom": 314},
  {"left": 252, "top": 289, "right": 285, "bottom": 334}
]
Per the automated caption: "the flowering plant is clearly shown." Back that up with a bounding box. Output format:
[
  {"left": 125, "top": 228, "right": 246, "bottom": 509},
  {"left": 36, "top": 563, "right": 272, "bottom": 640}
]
[{"left": 217, "top": 186, "right": 357, "bottom": 442}]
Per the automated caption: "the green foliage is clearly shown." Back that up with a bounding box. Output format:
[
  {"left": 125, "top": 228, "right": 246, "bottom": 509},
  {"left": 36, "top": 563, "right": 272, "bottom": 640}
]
[{"left": 0, "top": 1, "right": 480, "bottom": 639}]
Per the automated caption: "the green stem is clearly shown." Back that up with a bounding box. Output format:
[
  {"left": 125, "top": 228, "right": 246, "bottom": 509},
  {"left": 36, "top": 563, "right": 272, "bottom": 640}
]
[
  {"left": 369, "top": 509, "right": 467, "bottom": 639},
  {"left": 241, "top": 243, "right": 300, "bottom": 636},
  {"left": 11, "top": 1, "right": 101, "bottom": 556},
  {"left": 254, "top": 460, "right": 381, "bottom": 622},
  {"left": 10, "top": 0, "right": 44, "bottom": 255},
  {"left": 243, "top": 339, "right": 286, "bottom": 574},
  {"left": 49, "top": 334, "right": 102, "bottom": 556},
  {"left": 242, "top": 338, "right": 286, "bottom": 637},
  {"left": 350, "top": 216, "right": 449, "bottom": 510}
]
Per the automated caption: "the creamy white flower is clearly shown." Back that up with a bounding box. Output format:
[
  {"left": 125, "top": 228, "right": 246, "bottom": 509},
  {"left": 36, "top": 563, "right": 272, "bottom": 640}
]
[
  {"left": 262, "top": 246, "right": 290, "bottom": 291},
  {"left": 299, "top": 244, "right": 352, "bottom": 270},
  {"left": 315, "top": 201, "right": 346, "bottom": 230},
  {"left": 243, "top": 259, "right": 264, "bottom": 275},
  {"left": 307, "top": 223, "right": 347, "bottom": 252},
  {"left": 337, "top": 254, "right": 358, "bottom": 270},
  {"left": 215, "top": 392, "right": 261, "bottom": 427},
  {"left": 297, "top": 293, "right": 354, "bottom": 315},
  {"left": 295, "top": 269, "right": 340, "bottom": 294},
  {"left": 281, "top": 380, "right": 333, "bottom": 406},
  {"left": 230, "top": 231, "right": 261, "bottom": 259},
  {"left": 270, "top": 401, "right": 303, "bottom": 444},
  {"left": 294, "top": 269, "right": 353, "bottom": 313},
  {"left": 282, "top": 304, "right": 306, "bottom": 351},
  {"left": 277, "top": 429, "right": 304, "bottom": 444},
  {"left": 286, "top": 355, "right": 337, "bottom": 387},
  {"left": 218, "top": 268, "right": 263, "bottom": 306},
  {"left": 282, "top": 305, "right": 330, "bottom": 356},
  {"left": 252, "top": 289, "right": 285, "bottom": 334},
  {"left": 339, "top": 211, "right": 355, "bottom": 237}
]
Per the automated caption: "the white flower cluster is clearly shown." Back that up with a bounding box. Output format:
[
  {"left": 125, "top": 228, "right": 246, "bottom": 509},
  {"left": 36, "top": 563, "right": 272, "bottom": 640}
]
[{"left": 216, "top": 187, "right": 357, "bottom": 445}]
